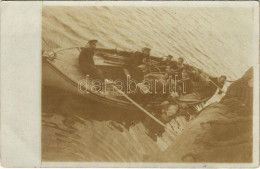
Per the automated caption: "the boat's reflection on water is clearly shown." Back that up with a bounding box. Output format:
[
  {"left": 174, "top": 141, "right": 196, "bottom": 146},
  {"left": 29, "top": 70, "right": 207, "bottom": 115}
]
[
  {"left": 42, "top": 85, "right": 169, "bottom": 137},
  {"left": 42, "top": 85, "right": 191, "bottom": 161}
]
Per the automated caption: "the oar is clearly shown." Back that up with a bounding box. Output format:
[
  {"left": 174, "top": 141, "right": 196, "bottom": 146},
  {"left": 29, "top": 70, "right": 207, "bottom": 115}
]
[
  {"left": 200, "top": 73, "right": 222, "bottom": 89},
  {"left": 112, "top": 85, "right": 177, "bottom": 137},
  {"left": 225, "top": 80, "right": 235, "bottom": 83},
  {"left": 200, "top": 73, "right": 226, "bottom": 94}
]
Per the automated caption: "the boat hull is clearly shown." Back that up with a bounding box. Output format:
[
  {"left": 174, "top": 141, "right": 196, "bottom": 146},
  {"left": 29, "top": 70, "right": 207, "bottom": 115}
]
[{"left": 42, "top": 59, "right": 135, "bottom": 111}]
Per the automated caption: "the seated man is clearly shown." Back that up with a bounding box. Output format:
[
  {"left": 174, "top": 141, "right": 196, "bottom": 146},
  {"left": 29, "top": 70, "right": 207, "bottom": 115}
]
[
  {"left": 161, "top": 55, "right": 174, "bottom": 65},
  {"left": 177, "top": 69, "right": 194, "bottom": 96},
  {"left": 132, "top": 47, "right": 152, "bottom": 82},
  {"left": 196, "top": 74, "right": 227, "bottom": 99},
  {"left": 207, "top": 75, "right": 227, "bottom": 95},
  {"left": 160, "top": 55, "right": 178, "bottom": 72},
  {"left": 176, "top": 57, "right": 186, "bottom": 75},
  {"left": 78, "top": 40, "right": 104, "bottom": 80},
  {"left": 164, "top": 56, "right": 186, "bottom": 80}
]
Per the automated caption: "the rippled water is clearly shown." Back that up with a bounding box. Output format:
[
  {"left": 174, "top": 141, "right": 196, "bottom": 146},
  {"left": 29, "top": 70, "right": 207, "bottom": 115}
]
[{"left": 42, "top": 6, "right": 254, "bottom": 162}]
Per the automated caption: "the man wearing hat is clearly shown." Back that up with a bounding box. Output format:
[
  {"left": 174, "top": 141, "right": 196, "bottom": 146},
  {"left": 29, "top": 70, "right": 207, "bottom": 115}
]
[
  {"left": 133, "top": 47, "right": 152, "bottom": 82},
  {"left": 78, "top": 40, "right": 104, "bottom": 80},
  {"left": 137, "top": 47, "right": 151, "bottom": 65}
]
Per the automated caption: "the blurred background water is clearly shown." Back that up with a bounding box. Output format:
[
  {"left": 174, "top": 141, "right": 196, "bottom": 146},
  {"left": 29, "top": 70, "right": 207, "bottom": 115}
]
[{"left": 42, "top": 6, "right": 254, "bottom": 162}]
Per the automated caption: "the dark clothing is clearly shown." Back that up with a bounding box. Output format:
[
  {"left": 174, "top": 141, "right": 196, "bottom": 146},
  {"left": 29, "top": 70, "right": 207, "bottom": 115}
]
[
  {"left": 160, "top": 60, "right": 178, "bottom": 70},
  {"left": 182, "top": 79, "right": 194, "bottom": 95},
  {"left": 168, "top": 61, "right": 178, "bottom": 70},
  {"left": 79, "top": 62, "right": 104, "bottom": 80},
  {"left": 177, "top": 78, "right": 193, "bottom": 95},
  {"left": 197, "top": 77, "right": 224, "bottom": 99},
  {"left": 188, "top": 71, "right": 201, "bottom": 82},
  {"left": 131, "top": 52, "right": 151, "bottom": 82},
  {"left": 132, "top": 51, "right": 151, "bottom": 66},
  {"left": 162, "top": 60, "right": 190, "bottom": 79},
  {"left": 79, "top": 47, "right": 95, "bottom": 65},
  {"left": 207, "top": 77, "right": 224, "bottom": 95},
  {"left": 210, "top": 77, "right": 224, "bottom": 88},
  {"left": 135, "top": 67, "right": 146, "bottom": 82},
  {"left": 172, "top": 61, "right": 179, "bottom": 70},
  {"left": 78, "top": 47, "right": 104, "bottom": 80},
  {"left": 166, "top": 62, "right": 185, "bottom": 80}
]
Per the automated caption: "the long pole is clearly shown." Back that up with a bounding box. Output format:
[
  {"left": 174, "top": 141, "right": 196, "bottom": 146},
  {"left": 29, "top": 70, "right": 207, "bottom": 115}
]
[
  {"left": 113, "top": 86, "right": 177, "bottom": 136},
  {"left": 200, "top": 72, "right": 222, "bottom": 89}
]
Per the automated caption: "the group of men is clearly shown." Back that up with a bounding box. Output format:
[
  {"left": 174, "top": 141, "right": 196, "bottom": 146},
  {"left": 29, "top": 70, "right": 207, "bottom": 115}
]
[
  {"left": 78, "top": 39, "right": 226, "bottom": 98},
  {"left": 78, "top": 39, "right": 153, "bottom": 82},
  {"left": 160, "top": 54, "right": 227, "bottom": 98}
]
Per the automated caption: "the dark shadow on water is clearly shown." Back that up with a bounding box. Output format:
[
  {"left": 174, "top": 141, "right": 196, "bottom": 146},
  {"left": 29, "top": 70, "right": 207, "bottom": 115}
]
[{"left": 42, "top": 85, "right": 165, "bottom": 140}]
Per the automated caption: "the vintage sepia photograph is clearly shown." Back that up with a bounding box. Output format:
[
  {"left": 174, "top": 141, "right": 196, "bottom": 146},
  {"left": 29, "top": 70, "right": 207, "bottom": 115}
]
[{"left": 41, "top": 2, "right": 257, "bottom": 164}]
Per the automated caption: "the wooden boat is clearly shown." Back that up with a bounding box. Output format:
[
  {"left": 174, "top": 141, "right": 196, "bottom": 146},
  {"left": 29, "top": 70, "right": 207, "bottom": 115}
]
[{"left": 42, "top": 46, "right": 216, "bottom": 111}]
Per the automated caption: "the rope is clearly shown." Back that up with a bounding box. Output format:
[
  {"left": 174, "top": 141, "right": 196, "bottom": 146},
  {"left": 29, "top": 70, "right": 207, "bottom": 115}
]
[{"left": 53, "top": 46, "right": 83, "bottom": 54}]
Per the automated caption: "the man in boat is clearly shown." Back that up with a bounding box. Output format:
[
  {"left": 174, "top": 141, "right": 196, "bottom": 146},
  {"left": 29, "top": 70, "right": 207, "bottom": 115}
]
[
  {"left": 161, "top": 55, "right": 184, "bottom": 69},
  {"left": 78, "top": 40, "right": 104, "bottom": 80},
  {"left": 163, "top": 56, "right": 188, "bottom": 82},
  {"left": 133, "top": 47, "right": 152, "bottom": 82},
  {"left": 178, "top": 69, "right": 194, "bottom": 96},
  {"left": 205, "top": 75, "right": 227, "bottom": 95},
  {"left": 192, "top": 74, "right": 227, "bottom": 99},
  {"left": 161, "top": 55, "right": 174, "bottom": 66},
  {"left": 176, "top": 68, "right": 216, "bottom": 104},
  {"left": 176, "top": 57, "right": 186, "bottom": 74},
  {"left": 160, "top": 55, "right": 177, "bottom": 73}
]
